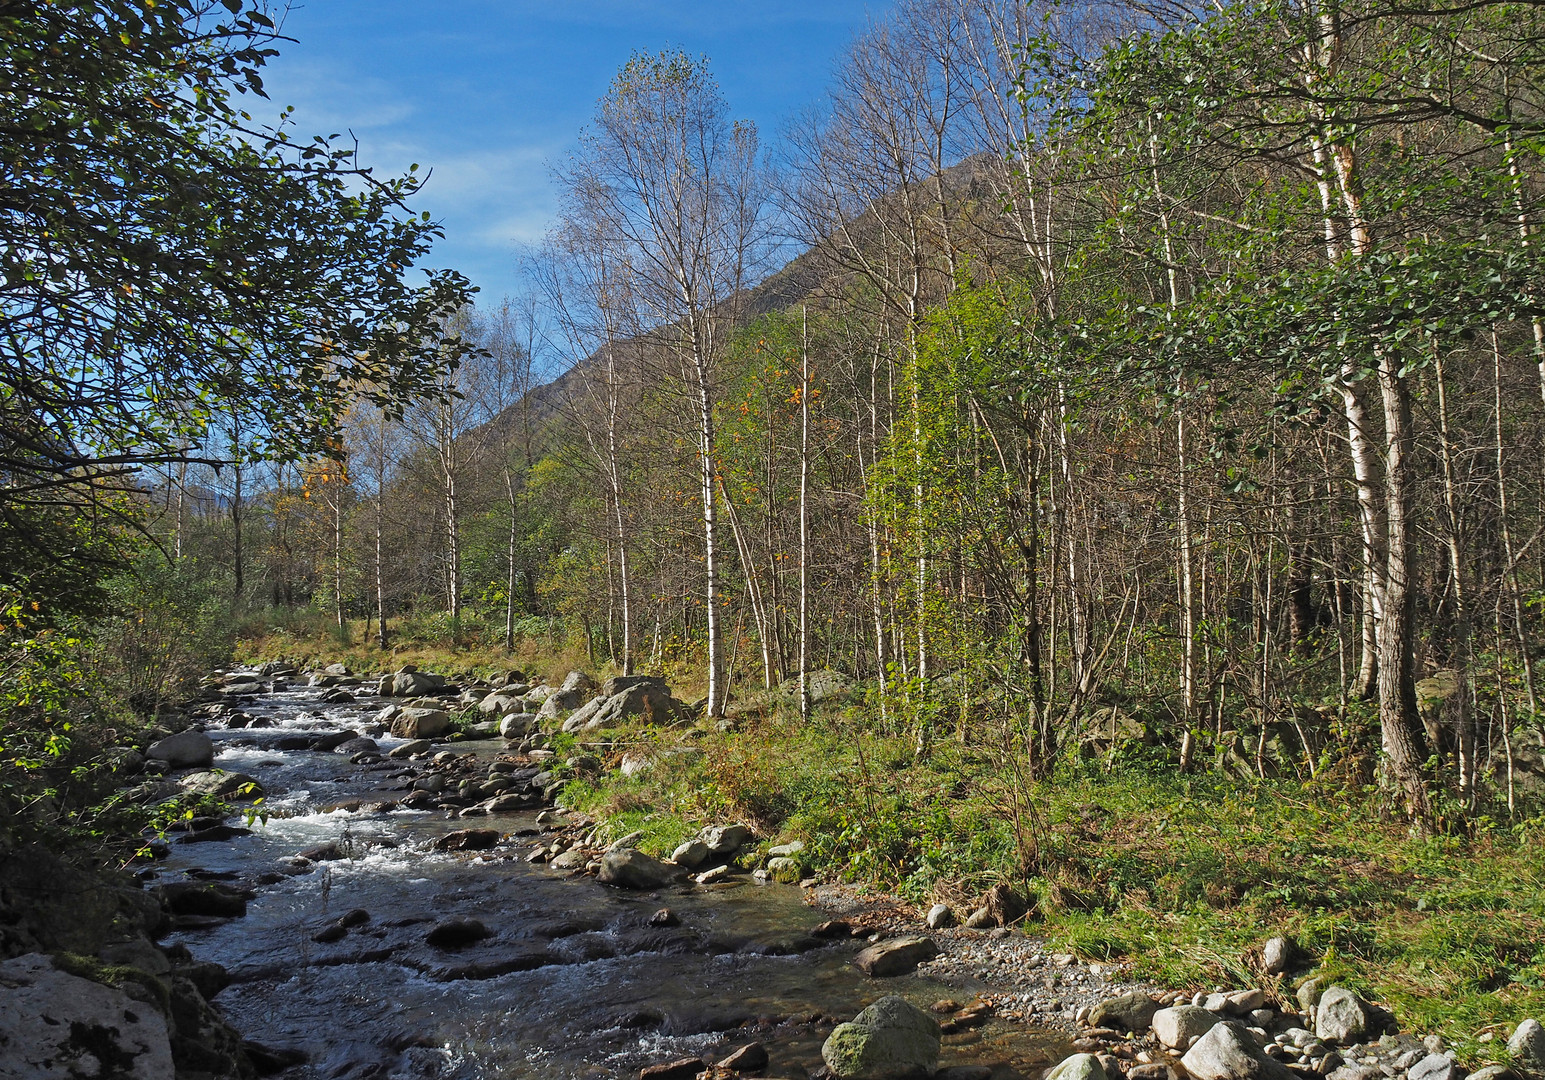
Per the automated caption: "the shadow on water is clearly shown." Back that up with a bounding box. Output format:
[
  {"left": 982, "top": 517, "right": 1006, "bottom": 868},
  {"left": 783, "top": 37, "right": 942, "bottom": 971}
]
[{"left": 156, "top": 682, "right": 1067, "bottom": 1079}]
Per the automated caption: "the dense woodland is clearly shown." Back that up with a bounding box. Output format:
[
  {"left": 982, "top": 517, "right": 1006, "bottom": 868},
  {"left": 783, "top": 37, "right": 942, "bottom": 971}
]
[{"left": 11, "top": 0, "right": 1545, "bottom": 838}]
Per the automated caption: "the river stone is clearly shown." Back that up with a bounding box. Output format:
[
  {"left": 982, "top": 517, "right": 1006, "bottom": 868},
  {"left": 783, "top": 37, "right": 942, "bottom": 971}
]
[
  {"left": 391, "top": 708, "right": 451, "bottom": 739},
  {"left": 1465, "top": 1070, "right": 1524, "bottom": 1080},
  {"left": 598, "top": 848, "right": 677, "bottom": 890},
  {"left": 700, "top": 823, "right": 752, "bottom": 856},
  {"left": 1045, "top": 1054, "right": 1111, "bottom": 1080},
  {"left": 853, "top": 935, "right": 940, "bottom": 977},
  {"left": 311, "top": 730, "right": 357, "bottom": 752},
  {"left": 1154, "top": 1006, "right": 1221, "bottom": 1049},
  {"left": 1263, "top": 935, "right": 1303, "bottom": 975},
  {"left": 927, "top": 904, "right": 956, "bottom": 929},
  {"left": 1182, "top": 1021, "right": 1295, "bottom": 1080},
  {"left": 822, "top": 995, "right": 941, "bottom": 1079},
  {"left": 499, "top": 713, "right": 538, "bottom": 739},
  {"left": 1409, "top": 1054, "right": 1461, "bottom": 1080},
  {"left": 389, "top": 739, "right": 432, "bottom": 759},
  {"left": 426, "top": 918, "right": 492, "bottom": 948},
  {"left": 152, "top": 881, "right": 248, "bottom": 918},
  {"left": 719, "top": 1042, "right": 770, "bottom": 1072},
  {"left": 179, "top": 770, "right": 263, "bottom": 799},
  {"left": 1091, "top": 992, "right": 1161, "bottom": 1033},
  {"left": 434, "top": 829, "right": 499, "bottom": 852},
  {"left": 671, "top": 840, "right": 709, "bottom": 869},
  {"left": 639, "top": 1059, "right": 706, "bottom": 1080},
  {"left": 1298, "top": 979, "right": 1324, "bottom": 1016},
  {"left": 1316, "top": 987, "right": 1373, "bottom": 1044},
  {"left": 1509, "top": 1020, "right": 1545, "bottom": 1072},
  {"left": 580, "top": 682, "right": 681, "bottom": 730},
  {"left": 1226, "top": 990, "right": 1268, "bottom": 1014},
  {"left": 0, "top": 953, "right": 175, "bottom": 1079},
  {"left": 541, "top": 687, "right": 588, "bottom": 721},
  {"left": 146, "top": 730, "right": 214, "bottom": 768},
  {"left": 550, "top": 849, "right": 588, "bottom": 870}
]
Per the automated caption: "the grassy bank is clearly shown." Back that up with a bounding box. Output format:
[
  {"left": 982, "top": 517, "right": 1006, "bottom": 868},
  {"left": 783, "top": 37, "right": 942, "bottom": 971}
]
[{"left": 555, "top": 692, "right": 1545, "bottom": 1056}]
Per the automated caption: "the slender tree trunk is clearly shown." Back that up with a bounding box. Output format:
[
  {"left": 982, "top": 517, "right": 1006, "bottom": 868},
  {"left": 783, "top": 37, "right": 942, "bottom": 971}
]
[{"left": 799, "top": 306, "right": 812, "bottom": 720}]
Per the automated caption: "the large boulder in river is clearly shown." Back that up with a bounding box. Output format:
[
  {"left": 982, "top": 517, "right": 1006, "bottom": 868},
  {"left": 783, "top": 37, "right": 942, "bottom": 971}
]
[
  {"left": 178, "top": 770, "right": 262, "bottom": 800},
  {"left": 390, "top": 670, "right": 446, "bottom": 697},
  {"left": 390, "top": 708, "right": 451, "bottom": 739},
  {"left": 0, "top": 953, "right": 174, "bottom": 1079},
  {"left": 146, "top": 730, "right": 214, "bottom": 769},
  {"left": 822, "top": 995, "right": 940, "bottom": 1079},
  {"left": 853, "top": 935, "right": 940, "bottom": 977},
  {"left": 597, "top": 848, "right": 678, "bottom": 890}
]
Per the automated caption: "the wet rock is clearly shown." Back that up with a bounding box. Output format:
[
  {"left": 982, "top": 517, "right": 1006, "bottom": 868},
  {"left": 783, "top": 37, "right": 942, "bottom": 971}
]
[
  {"left": 391, "top": 708, "right": 451, "bottom": 739},
  {"left": 1316, "top": 987, "right": 1373, "bottom": 1044},
  {"left": 1153, "top": 1005, "right": 1220, "bottom": 1049},
  {"left": 311, "top": 730, "right": 358, "bottom": 752},
  {"left": 936, "top": 1068, "right": 994, "bottom": 1080},
  {"left": 334, "top": 737, "right": 379, "bottom": 755},
  {"left": 695, "top": 865, "right": 733, "bottom": 885},
  {"left": 1090, "top": 992, "right": 1160, "bottom": 1033},
  {"left": 639, "top": 1058, "right": 706, "bottom": 1080},
  {"left": 719, "top": 1042, "right": 769, "bottom": 1072},
  {"left": 297, "top": 842, "right": 345, "bottom": 862},
  {"left": 179, "top": 770, "right": 263, "bottom": 799},
  {"left": 822, "top": 995, "right": 941, "bottom": 1080},
  {"left": 98, "top": 939, "right": 172, "bottom": 976},
  {"left": 1046, "top": 1054, "right": 1111, "bottom": 1080},
  {"left": 926, "top": 903, "right": 955, "bottom": 929},
  {"left": 1182, "top": 1020, "right": 1295, "bottom": 1080},
  {"left": 766, "top": 857, "right": 802, "bottom": 883},
  {"left": 175, "top": 823, "right": 251, "bottom": 843},
  {"left": 434, "top": 828, "right": 500, "bottom": 852},
  {"left": 310, "top": 922, "right": 347, "bottom": 944},
  {"left": 598, "top": 848, "right": 678, "bottom": 889},
  {"left": 153, "top": 881, "right": 248, "bottom": 918},
  {"left": 0, "top": 953, "right": 174, "bottom": 1078},
  {"left": 146, "top": 730, "right": 214, "bottom": 769},
  {"left": 1509, "top": 1020, "right": 1545, "bottom": 1072},
  {"left": 242, "top": 1040, "right": 309, "bottom": 1075},
  {"left": 273, "top": 735, "right": 312, "bottom": 751},
  {"left": 550, "top": 849, "right": 588, "bottom": 870},
  {"left": 649, "top": 908, "right": 681, "bottom": 928},
  {"left": 813, "top": 919, "right": 855, "bottom": 938},
  {"left": 425, "top": 918, "right": 492, "bottom": 949},
  {"left": 853, "top": 935, "right": 940, "bottom": 977}
]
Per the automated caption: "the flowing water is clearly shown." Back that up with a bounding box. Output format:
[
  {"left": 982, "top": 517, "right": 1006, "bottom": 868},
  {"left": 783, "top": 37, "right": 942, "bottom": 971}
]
[{"left": 153, "top": 676, "right": 1066, "bottom": 1079}]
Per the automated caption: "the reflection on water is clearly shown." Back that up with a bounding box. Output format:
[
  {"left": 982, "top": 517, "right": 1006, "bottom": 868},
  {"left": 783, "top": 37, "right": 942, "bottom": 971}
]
[{"left": 157, "top": 676, "right": 1065, "bottom": 1079}]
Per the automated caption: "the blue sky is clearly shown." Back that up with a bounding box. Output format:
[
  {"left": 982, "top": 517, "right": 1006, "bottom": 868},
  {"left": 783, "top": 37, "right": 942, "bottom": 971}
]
[{"left": 256, "top": 1, "right": 885, "bottom": 306}]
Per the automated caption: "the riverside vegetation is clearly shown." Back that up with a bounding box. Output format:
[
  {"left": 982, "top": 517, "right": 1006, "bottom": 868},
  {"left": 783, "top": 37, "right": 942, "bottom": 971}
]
[{"left": 9, "top": 0, "right": 1545, "bottom": 1077}]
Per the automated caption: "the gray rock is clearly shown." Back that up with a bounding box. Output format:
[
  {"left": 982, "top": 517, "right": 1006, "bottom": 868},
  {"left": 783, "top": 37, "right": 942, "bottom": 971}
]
[
  {"left": 1227, "top": 990, "right": 1268, "bottom": 1014},
  {"left": 597, "top": 848, "right": 677, "bottom": 890},
  {"left": 560, "top": 670, "right": 596, "bottom": 693},
  {"left": 1091, "top": 991, "right": 1161, "bottom": 1033},
  {"left": 1316, "top": 987, "right": 1373, "bottom": 1045},
  {"left": 388, "top": 739, "right": 431, "bottom": 759},
  {"left": 719, "top": 1043, "right": 770, "bottom": 1072},
  {"left": 1408, "top": 1054, "right": 1460, "bottom": 1080},
  {"left": 700, "top": 823, "right": 752, "bottom": 856},
  {"left": 539, "top": 687, "right": 588, "bottom": 720},
  {"left": 1183, "top": 1021, "right": 1296, "bottom": 1080},
  {"left": 146, "top": 729, "right": 214, "bottom": 768},
  {"left": 1298, "top": 979, "right": 1325, "bottom": 1016},
  {"left": 926, "top": 903, "right": 956, "bottom": 929},
  {"left": 1263, "top": 936, "right": 1303, "bottom": 975},
  {"left": 390, "top": 708, "right": 450, "bottom": 739},
  {"left": 670, "top": 840, "right": 709, "bottom": 869},
  {"left": 1464, "top": 1068, "right": 1523, "bottom": 1080},
  {"left": 853, "top": 935, "right": 940, "bottom": 977},
  {"left": 768, "top": 840, "right": 805, "bottom": 858},
  {"left": 1509, "top": 1020, "right": 1545, "bottom": 1073},
  {"left": 821, "top": 995, "right": 941, "bottom": 1079},
  {"left": 1045, "top": 1055, "right": 1111, "bottom": 1080},
  {"left": 498, "top": 713, "right": 538, "bottom": 739},
  {"left": 0, "top": 953, "right": 174, "bottom": 1078},
  {"left": 1153, "top": 1006, "right": 1222, "bottom": 1049},
  {"left": 577, "top": 682, "right": 684, "bottom": 731},
  {"left": 963, "top": 906, "right": 997, "bottom": 929},
  {"left": 179, "top": 770, "right": 262, "bottom": 799}
]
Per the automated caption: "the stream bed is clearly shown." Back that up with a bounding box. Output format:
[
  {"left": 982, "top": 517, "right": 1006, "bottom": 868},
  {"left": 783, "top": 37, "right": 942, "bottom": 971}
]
[{"left": 151, "top": 674, "right": 1067, "bottom": 1080}]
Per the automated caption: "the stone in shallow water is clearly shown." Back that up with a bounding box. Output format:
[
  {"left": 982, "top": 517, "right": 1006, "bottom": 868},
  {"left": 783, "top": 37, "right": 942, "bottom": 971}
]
[
  {"left": 598, "top": 848, "right": 677, "bottom": 889},
  {"left": 852, "top": 935, "right": 940, "bottom": 977},
  {"left": 822, "top": 995, "right": 941, "bottom": 1080},
  {"left": 425, "top": 918, "right": 492, "bottom": 949}
]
